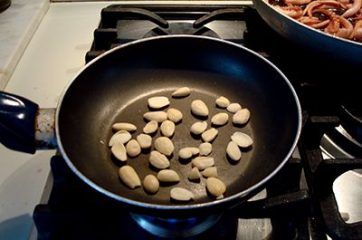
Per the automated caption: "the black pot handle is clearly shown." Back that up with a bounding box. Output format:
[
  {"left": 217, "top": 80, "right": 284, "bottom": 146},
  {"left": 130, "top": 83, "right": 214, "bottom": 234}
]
[{"left": 0, "top": 91, "right": 39, "bottom": 153}]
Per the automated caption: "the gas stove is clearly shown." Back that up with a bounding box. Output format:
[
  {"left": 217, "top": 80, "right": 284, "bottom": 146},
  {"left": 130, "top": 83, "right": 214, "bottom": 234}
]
[{"left": 27, "top": 3, "right": 362, "bottom": 240}]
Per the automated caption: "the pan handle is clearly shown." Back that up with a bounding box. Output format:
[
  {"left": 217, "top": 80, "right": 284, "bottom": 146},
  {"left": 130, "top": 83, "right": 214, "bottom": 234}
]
[{"left": 0, "top": 91, "right": 57, "bottom": 154}]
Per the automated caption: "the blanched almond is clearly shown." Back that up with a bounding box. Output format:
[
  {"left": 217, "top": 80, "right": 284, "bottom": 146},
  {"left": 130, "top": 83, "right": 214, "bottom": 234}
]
[
  {"left": 148, "top": 96, "right": 170, "bottom": 109},
  {"left": 191, "top": 100, "right": 209, "bottom": 117},
  {"left": 126, "top": 139, "right": 141, "bottom": 157},
  {"left": 154, "top": 137, "right": 174, "bottom": 156},
  {"left": 211, "top": 113, "right": 229, "bottom": 126},
  {"left": 188, "top": 167, "right": 201, "bottom": 181},
  {"left": 215, "top": 96, "right": 230, "bottom": 108},
  {"left": 143, "top": 111, "right": 168, "bottom": 123},
  {"left": 111, "top": 143, "right": 127, "bottom": 162},
  {"left": 202, "top": 167, "right": 218, "bottom": 178},
  {"left": 157, "top": 169, "right": 180, "bottom": 183},
  {"left": 178, "top": 148, "right": 193, "bottom": 159},
  {"left": 143, "top": 120, "right": 158, "bottom": 134},
  {"left": 201, "top": 128, "right": 218, "bottom": 142},
  {"left": 172, "top": 87, "right": 191, "bottom": 98},
  {"left": 119, "top": 166, "right": 141, "bottom": 189},
  {"left": 170, "top": 187, "right": 194, "bottom": 201},
  {"left": 232, "top": 108, "right": 250, "bottom": 125},
  {"left": 178, "top": 147, "right": 199, "bottom": 159},
  {"left": 149, "top": 151, "right": 170, "bottom": 170},
  {"left": 108, "top": 130, "right": 132, "bottom": 147},
  {"left": 143, "top": 175, "right": 159, "bottom": 194},
  {"left": 226, "top": 141, "right": 241, "bottom": 161},
  {"left": 189, "top": 147, "right": 200, "bottom": 155},
  {"left": 199, "top": 142, "right": 212, "bottom": 156},
  {"left": 112, "top": 122, "right": 137, "bottom": 132},
  {"left": 136, "top": 134, "right": 152, "bottom": 149},
  {"left": 167, "top": 108, "right": 183, "bottom": 123},
  {"left": 227, "top": 103, "right": 242, "bottom": 113},
  {"left": 160, "top": 120, "right": 175, "bottom": 137},
  {"left": 206, "top": 177, "right": 226, "bottom": 198},
  {"left": 216, "top": 195, "right": 224, "bottom": 200},
  {"left": 192, "top": 157, "right": 215, "bottom": 170},
  {"left": 231, "top": 132, "right": 253, "bottom": 148},
  {"left": 190, "top": 121, "right": 208, "bottom": 135}
]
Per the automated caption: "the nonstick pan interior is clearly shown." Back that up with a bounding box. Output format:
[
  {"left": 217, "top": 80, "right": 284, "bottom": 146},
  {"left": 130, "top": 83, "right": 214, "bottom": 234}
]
[{"left": 57, "top": 36, "right": 300, "bottom": 207}]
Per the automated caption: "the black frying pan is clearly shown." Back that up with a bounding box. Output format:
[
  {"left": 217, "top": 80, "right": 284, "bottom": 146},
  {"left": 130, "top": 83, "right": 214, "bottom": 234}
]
[{"left": 0, "top": 36, "right": 301, "bottom": 216}]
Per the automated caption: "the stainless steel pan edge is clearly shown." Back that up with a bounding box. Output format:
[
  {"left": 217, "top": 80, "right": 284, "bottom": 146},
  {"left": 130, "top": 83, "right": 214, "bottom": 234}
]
[{"left": 253, "top": 0, "right": 362, "bottom": 65}]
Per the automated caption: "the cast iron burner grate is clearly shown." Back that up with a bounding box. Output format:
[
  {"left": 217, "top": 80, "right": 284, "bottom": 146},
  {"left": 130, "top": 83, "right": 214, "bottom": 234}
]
[
  {"left": 34, "top": 155, "right": 311, "bottom": 240},
  {"left": 33, "top": 4, "right": 362, "bottom": 240}
]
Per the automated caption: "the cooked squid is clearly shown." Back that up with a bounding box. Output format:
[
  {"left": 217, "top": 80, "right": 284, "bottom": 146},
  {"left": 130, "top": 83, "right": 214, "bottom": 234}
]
[{"left": 269, "top": 0, "right": 362, "bottom": 42}]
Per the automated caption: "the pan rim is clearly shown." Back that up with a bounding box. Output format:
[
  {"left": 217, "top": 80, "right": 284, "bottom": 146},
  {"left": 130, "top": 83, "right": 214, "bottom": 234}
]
[
  {"left": 257, "top": 0, "right": 362, "bottom": 48},
  {"left": 55, "top": 35, "right": 302, "bottom": 211}
]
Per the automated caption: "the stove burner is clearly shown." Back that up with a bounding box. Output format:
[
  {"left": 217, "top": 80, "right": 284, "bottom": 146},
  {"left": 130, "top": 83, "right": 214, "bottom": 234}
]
[
  {"left": 144, "top": 22, "right": 219, "bottom": 38},
  {"left": 130, "top": 213, "right": 221, "bottom": 238}
]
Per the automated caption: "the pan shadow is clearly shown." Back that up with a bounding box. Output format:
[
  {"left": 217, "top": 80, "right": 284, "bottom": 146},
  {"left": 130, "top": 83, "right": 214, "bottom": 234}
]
[
  {"left": 190, "top": 132, "right": 202, "bottom": 140},
  {"left": 241, "top": 145, "right": 253, "bottom": 152},
  {"left": 170, "top": 198, "right": 193, "bottom": 204},
  {"left": 159, "top": 182, "right": 181, "bottom": 187},
  {"left": 174, "top": 119, "right": 183, "bottom": 125},
  {"left": 191, "top": 112, "right": 208, "bottom": 121},
  {"left": 148, "top": 163, "right": 166, "bottom": 173},
  {"left": 147, "top": 105, "right": 169, "bottom": 111},
  {"left": 162, "top": 133, "right": 175, "bottom": 139},
  {"left": 188, "top": 178, "right": 201, "bottom": 183},
  {"left": 111, "top": 155, "right": 128, "bottom": 167},
  {"left": 232, "top": 122, "right": 248, "bottom": 128},
  {"left": 211, "top": 123, "right": 228, "bottom": 128},
  {"left": 145, "top": 130, "right": 158, "bottom": 138},
  {"left": 143, "top": 188, "right": 158, "bottom": 195},
  {"left": 226, "top": 154, "right": 241, "bottom": 166},
  {"left": 203, "top": 138, "right": 217, "bottom": 144},
  {"left": 141, "top": 148, "right": 151, "bottom": 155},
  {"left": 178, "top": 157, "right": 192, "bottom": 165},
  {"left": 167, "top": 153, "right": 174, "bottom": 159}
]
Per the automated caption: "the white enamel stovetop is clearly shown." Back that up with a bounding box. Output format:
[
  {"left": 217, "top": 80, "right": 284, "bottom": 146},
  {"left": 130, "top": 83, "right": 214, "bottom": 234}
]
[
  {"left": 0, "top": 2, "right": 113, "bottom": 239},
  {"left": 0, "top": 1, "right": 360, "bottom": 240}
]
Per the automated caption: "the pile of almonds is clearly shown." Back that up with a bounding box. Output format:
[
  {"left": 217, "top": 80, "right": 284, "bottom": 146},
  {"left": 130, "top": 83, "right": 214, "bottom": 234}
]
[{"left": 107, "top": 87, "right": 252, "bottom": 203}]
